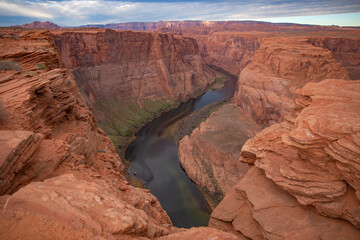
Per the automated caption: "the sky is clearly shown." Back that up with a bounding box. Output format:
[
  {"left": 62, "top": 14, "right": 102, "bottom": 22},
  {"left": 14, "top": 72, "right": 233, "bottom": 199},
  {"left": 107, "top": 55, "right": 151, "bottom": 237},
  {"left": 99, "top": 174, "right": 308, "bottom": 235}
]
[{"left": 0, "top": 0, "right": 359, "bottom": 27}]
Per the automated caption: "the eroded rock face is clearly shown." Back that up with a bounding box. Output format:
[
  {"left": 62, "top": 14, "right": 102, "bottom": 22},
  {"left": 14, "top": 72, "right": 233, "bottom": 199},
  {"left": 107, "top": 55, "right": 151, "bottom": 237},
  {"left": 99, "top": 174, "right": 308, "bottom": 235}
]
[
  {"left": 158, "top": 226, "right": 239, "bottom": 240},
  {"left": 307, "top": 37, "right": 360, "bottom": 80},
  {"left": 211, "top": 79, "right": 360, "bottom": 238},
  {"left": 0, "top": 29, "right": 172, "bottom": 238},
  {"left": 233, "top": 37, "right": 349, "bottom": 125},
  {"left": 178, "top": 104, "right": 261, "bottom": 206},
  {"left": 195, "top": 33, "right": 260, "bottom": 76},
  {"left": 54, "top": 29, "right": 213, "bottom": 103},
  {"left": 0, "top": 174, "right": 170, "bottom": 239},
  {"left": 210, "top": 167, "right": 360, "bottom": 239},
  {"left": 52, "top": 29, "right": 215, "bottom": 140}
]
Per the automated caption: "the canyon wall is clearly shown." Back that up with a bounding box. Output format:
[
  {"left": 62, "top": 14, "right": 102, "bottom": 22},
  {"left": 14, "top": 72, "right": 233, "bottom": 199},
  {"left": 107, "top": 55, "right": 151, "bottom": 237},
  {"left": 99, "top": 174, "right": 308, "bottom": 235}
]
[
  {"left": 0, "top": 29, "right": 173, "bottom": 239},
  {"left": 53, "top": 29, "right": 215, "bottom": 146},
  {"left": 178, "top": 104, "right": 261, "bottom": 207},
  {"left": 195, "top": 33, "right": 260, "bottom": 76},
  {"left": 307, "top": 37, "right": 360, "bottom": 80},
  {"left": 210, "top": 79, "right": 360, "bottom": 239},
  {"left": 84, "top": 20, "right": 359, "bottom": 33},
  {"left": 233, "top": 37, "right": 349, "bottom": 125}
]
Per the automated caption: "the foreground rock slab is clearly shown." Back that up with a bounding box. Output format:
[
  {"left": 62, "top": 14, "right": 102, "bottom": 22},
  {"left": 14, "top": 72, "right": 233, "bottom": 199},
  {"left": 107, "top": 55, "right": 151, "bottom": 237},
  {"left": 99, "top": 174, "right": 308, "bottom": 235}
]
[
  {"left": 210, "top": 167, "right": 360, "bottom": 239},
  {"left": 0, "top": 174, "right": 170, "bottom": 239}
]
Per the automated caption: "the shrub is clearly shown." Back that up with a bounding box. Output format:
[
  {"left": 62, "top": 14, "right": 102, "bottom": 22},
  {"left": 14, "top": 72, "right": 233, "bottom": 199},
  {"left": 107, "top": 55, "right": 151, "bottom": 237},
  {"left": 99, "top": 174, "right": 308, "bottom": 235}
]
[
  {"left": 0, "top": 60, "right": 23, "bottom": 72},
  {"left": 36, "top": 62, "right": 48, "bottom": 71}
]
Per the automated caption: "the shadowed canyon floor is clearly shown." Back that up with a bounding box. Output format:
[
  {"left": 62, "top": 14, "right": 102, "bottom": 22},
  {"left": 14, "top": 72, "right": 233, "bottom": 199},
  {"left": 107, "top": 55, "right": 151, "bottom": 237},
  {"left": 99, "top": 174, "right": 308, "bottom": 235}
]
[{"left": 0, "top": 21, "right": 360, "bottom": 239}]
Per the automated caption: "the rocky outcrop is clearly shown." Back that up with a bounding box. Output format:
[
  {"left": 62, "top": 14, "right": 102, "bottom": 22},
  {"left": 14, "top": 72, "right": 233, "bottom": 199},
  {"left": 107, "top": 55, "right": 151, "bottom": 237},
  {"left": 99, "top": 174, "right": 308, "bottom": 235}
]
[
  {"left": 307, "top": 37, "right": 360, "bottom": 80},
  {"left": 158, "top": 227, "right": 239, "bottom": 240},
  {"left": 178, "top": 104, "right": 261, "bottom": 206},
  {"left": 195, "top": 33, "right": 260, "bottom": 76},
  {"left": 53, "top": 29, "right": 215, "bottom": 142},
  {"left": 210, "top": 79, "right": 360, "bottom": 238},
  {"left": 0, "top": 29, "right": 172, "bottom": 238},
  {"left": 19, "top": 21, "right": 61, "bottom": 29},
  {"left": 233, "top": 37, "right": 349, "bottom": 125},
  {"left": 0, "top": 174, "right": 170, "bottom": 239}
]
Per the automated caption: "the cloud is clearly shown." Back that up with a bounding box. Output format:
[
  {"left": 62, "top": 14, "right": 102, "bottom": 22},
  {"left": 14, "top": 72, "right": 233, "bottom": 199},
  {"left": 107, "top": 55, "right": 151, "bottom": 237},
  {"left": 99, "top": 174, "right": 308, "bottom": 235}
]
[
  {"left": 0, "top": 0, "right": 359, "bottom": 26},
  {"left": 0, "top": 1, "right": 54, "bottom": 19}
]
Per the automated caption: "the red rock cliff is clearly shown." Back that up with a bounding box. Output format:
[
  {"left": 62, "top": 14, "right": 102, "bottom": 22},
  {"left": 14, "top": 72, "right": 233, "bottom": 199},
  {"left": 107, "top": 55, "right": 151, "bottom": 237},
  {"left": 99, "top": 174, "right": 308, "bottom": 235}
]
[
  {"left": 195, "top": 33, "right": 260, "bottom": 76},
  {"left": 233, "top": 37, "right": 349, "bottom": 125},
  {"left": 307, "top": 37, "right": 360, "bottom": 80},
  {"left": 54, "top": 29, "right": 214, "bottom": 102},
  {"left": 210, "top": 79, "right": 360, "bottom": 239},
  {"left": 178, "top": 104, "right": 261, "bottom": 207},
  {"left": 52, "top": 29, "right": 215, "bottom": 141},
  {"left": 0, "top": 29, "right": 173, "bottom": 239}
]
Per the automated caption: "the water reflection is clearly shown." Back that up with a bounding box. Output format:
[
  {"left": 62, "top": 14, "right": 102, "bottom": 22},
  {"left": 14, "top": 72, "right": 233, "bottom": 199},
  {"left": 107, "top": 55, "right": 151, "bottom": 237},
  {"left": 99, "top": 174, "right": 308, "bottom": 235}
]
[{"left": 126, "top": 77, "right": 236, "bottom": 227}]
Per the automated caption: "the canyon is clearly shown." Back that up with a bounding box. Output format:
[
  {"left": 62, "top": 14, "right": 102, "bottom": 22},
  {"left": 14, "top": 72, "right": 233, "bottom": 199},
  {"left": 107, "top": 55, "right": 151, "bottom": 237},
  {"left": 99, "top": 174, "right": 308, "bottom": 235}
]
[
  {"left": 52, "top": 28, "right": 217, "bottom": 149},
  {"left": 0, "top": 20, "right": 359, "bottom": 239}
]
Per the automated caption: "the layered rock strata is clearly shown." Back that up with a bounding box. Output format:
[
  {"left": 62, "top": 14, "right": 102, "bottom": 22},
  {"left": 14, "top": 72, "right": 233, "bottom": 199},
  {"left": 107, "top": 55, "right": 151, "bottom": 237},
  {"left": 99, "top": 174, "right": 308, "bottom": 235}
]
[
  {"left": 178, "top": 104, "right": 261, "bottom": 206},
  {"left": 195, "top": 33, "right": 261, "bottom": 76},
  {"left": 233, "top": 37, "right": 349, "bottom": 125},
  {"left": 210, "top": 79, "right": 360, "bottom": 239},
  {"left": 53, "top": 29, "right": 216, "bottom": 144},
  {"left": 0, "top": 28, "right": 240, "bottom": 240},
  {"left": 0, "top": 29, "right": 172, "bottom": 239},
  {"left": 307, "top": 37, "right": 360, "bottom": 80}
]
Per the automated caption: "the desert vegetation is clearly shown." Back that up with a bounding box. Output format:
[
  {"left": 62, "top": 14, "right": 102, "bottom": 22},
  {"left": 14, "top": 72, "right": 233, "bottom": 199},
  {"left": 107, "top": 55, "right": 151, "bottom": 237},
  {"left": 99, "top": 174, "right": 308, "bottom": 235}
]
[{"left": 0, "top": 60, "right": 23, "bottom": 72}]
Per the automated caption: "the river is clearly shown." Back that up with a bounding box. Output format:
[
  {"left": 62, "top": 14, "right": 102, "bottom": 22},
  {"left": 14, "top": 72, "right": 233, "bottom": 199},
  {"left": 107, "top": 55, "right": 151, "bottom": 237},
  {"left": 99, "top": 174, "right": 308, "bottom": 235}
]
[{"left": 126, "top": 77, "right": 236, "bottom": 228}]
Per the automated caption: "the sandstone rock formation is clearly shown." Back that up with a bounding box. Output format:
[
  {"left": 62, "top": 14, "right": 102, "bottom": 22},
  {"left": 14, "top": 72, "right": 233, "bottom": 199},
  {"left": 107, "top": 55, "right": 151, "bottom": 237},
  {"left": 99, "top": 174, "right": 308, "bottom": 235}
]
[
  {"left": 307, "top": 37, "right": 360, "bottom": 80},
  {"left": 195, "top": 33, "right": 260, "bottom": 76},
  {"left": 53, "top": 29, "right": 216, "bottom": 143},
  {"left": 178, "top": 104, "right": 261, "bottom": 206},
  {"left": 0, "top": 174, "right": 170, "bottom": 239},
  {"left": 210, "top": 79, "right": 360, "bottom": 239},
  {"left": 84, "top": 20, "right": 358, "bottom": 33},
  {"left": 233, "top": 37, "right": 349, "bottom": 125},
  {"left": 158, "top": 227, "right": 238, "bottom": 240},
  {"left": 0, "top": 29, "right": 172, "bottom": 238}
]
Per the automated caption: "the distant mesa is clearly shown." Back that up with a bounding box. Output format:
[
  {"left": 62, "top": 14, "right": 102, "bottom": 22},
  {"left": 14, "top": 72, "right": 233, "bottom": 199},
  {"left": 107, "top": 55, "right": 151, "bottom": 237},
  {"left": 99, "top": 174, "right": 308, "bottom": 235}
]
[
  {"left": 14, "top": 20, "right": 360, "bottom": 32},
  {"left": 17, "top": 21, "right": 61, "bottom": 29}
]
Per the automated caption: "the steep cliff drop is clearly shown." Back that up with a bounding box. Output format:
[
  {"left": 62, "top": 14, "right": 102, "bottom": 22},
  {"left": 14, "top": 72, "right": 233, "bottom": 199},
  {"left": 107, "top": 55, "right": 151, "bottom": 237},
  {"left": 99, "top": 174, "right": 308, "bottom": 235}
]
[
  {"left": 177, "top": 36, "right": 352, "bottom": 208},
  {"left": 233, "top": 37, "right": 349, "bottom": 125},
  {"left": 178, "top": 34, "right": 360, "bottom": 238},
  {"left": 178, "top": 104, "right": 261, "bottom": 207},
  {"left": 307, "top": 37, "right": 360, "bottom": 80},
  {"left": 0, "top": 29, "right": 173, "bottom": 239},
  {"left": 53, "top": 29, "right": 216, "bottom": 149},
  {"left": 210, "top": 79, "right": 360, "bottom": 239},
  {"left": 0, "top": 28, "right": 239, "bottom": 239},
  {"left": 194, "top": 33, "right": 261, "bottom": 76}
]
